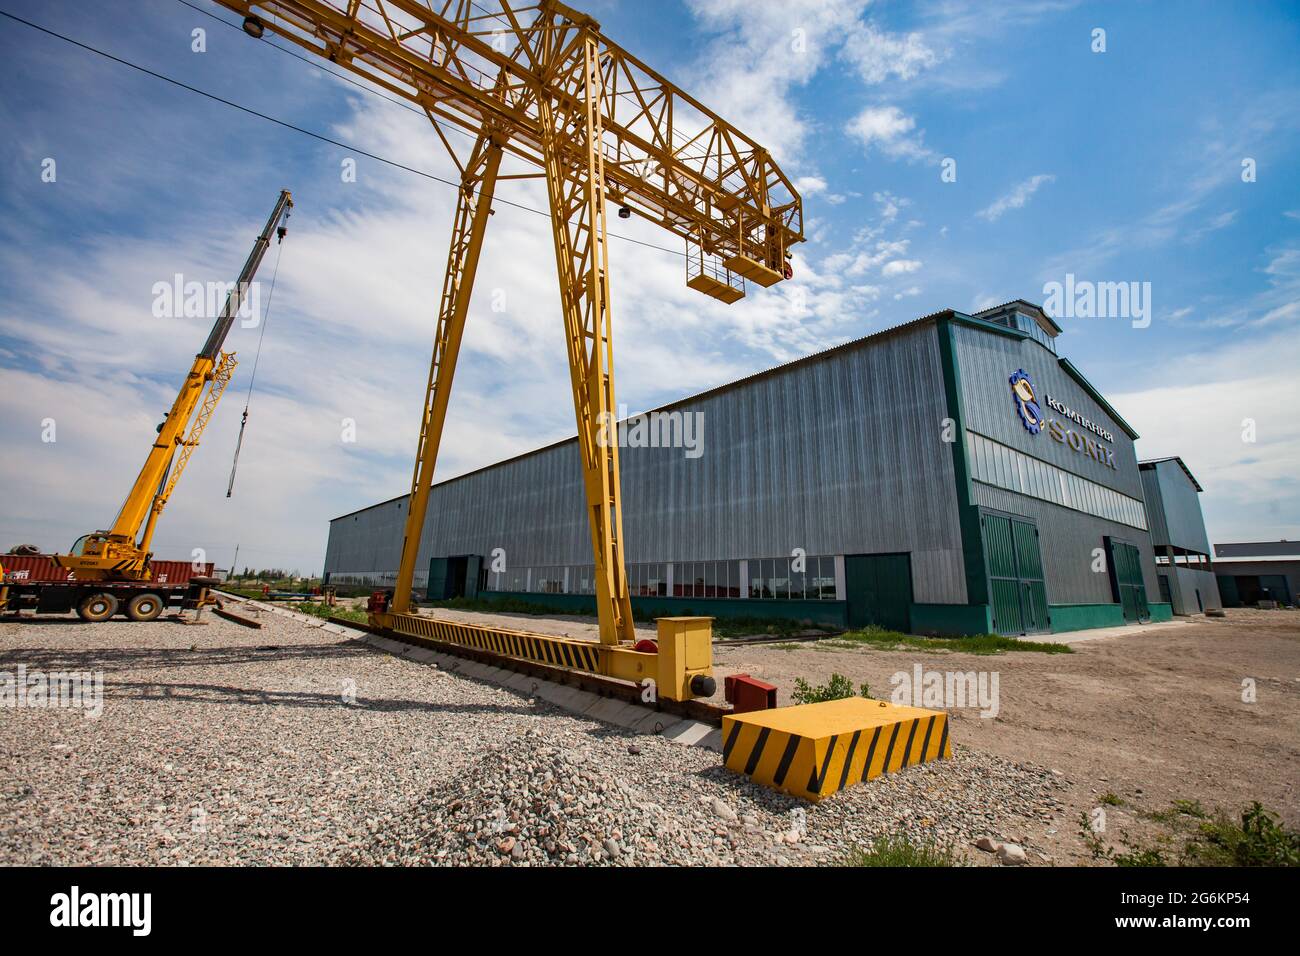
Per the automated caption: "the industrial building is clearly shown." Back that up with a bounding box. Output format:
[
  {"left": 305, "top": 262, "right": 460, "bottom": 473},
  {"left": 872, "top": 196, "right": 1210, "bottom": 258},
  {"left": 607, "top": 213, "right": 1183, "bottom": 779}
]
[
  {"left": 1213, "top": 541, "right": 1299, "bottom": 607},
  {"left": 325, "top": 300, "right": 1188, "bottom": 636},
  {"left": 1139, "top": 457, "right": 1223, "bottom": 614}
]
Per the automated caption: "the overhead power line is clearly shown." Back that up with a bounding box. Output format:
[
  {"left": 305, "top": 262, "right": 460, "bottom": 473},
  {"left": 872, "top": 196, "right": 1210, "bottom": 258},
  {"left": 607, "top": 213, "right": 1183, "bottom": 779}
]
[{"left": 0, "top": 7, "right": 687, "bottom": 260}]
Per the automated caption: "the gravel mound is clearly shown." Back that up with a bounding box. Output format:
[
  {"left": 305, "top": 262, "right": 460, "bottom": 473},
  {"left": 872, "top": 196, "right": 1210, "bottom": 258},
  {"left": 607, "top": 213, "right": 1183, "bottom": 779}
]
[
  {"left": 339, "top": 720, "right": 1070, "bottom": 866},
  {"left": 338, "top": 724, "right": 788, "bottom": 866},
  {"left": 1, "top": 611, "right": 1070, "bottom": 866}
]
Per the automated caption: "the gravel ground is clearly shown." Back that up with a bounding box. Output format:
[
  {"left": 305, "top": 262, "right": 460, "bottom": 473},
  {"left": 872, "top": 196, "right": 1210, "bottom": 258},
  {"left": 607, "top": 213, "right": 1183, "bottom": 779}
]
[{"left": 0, "top": 610, "right": 1067, "bottom": 866}]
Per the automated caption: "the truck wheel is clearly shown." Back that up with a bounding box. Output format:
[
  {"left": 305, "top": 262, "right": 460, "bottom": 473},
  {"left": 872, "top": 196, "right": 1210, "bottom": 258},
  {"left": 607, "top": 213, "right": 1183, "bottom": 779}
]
[
  {"left": 126, "top": 592, "right": 164, "bottom": 622},
  {"left": 76, "top": 592, "right": 119, "bottom": 622}
]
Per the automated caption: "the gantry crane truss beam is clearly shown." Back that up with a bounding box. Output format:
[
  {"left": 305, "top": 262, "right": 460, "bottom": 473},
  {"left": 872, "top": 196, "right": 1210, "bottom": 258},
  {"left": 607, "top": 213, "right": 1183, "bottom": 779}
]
[
  {"left": 218, "top": 0, "right": 802, "bottom": 262},
  {"left": 216, "top": 0, "right": 802, "bottom": 698}
]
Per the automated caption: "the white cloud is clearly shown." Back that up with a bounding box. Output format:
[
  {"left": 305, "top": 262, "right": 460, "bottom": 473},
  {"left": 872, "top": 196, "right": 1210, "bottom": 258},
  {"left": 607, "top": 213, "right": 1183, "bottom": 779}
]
[
  {"left": 976, "top": 173, "right": 1055, "bottom": 221},
  {"left": 841, "top": 22, "right": 942, "bottom": 84},
  {"left": 795, "top": 174, "right": 847, "bottom": 206},
  {"left": 1114, "top": 329, "right": 1300, "bottom": 541},
  {"left": 873, "top": 190, "right": 910, "bottom": 224},
  {"left": 683, "top": 0, "right": 871, "bottom": 160},
  {"left": 846, "top": 105, "right": 936, "bottom": 162},
  {"left": 881, "top": 258, "right": 923, "bottom": 276},
  {"left": 1183, "top": 208, "right": 1238, "bottom": 242}
]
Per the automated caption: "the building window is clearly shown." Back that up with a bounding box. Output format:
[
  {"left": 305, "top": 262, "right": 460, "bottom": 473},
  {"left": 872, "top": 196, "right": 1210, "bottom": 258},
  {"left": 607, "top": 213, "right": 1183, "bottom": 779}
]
[
  {"left": 482, "top": 557, "right": 834, "bottom": 600},
  {"left": 967, "top": 431, "right": 1148, "bottom": 530}
]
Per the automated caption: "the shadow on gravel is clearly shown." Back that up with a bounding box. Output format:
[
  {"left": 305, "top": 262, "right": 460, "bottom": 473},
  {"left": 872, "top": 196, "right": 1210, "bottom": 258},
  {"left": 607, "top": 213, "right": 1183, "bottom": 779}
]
[
  {"left": 0, "top": 616, "right": 197, "bottom": 626},
  {"left": 96, "top": 678, "right": 533, "bottom": 715},
  {"left": 0, "top": 642, "right": 374, "bottom": 673}
]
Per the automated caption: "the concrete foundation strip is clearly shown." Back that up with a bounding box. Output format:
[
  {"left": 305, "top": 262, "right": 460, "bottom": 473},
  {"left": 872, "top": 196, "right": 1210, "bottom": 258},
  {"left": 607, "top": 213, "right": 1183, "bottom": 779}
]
[
  {"left": 215, "top": 592, "right": 722, "bottom": 752},
  {"left": 213, "top": 605, "right": 264, "bottom": 629}
]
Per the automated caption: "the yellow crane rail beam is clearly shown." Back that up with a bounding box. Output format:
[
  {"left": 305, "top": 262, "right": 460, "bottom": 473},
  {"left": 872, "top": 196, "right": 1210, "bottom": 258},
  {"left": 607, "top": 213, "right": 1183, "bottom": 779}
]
[{"left": 380, "top": 611, "right": 715, "bottom": 702}]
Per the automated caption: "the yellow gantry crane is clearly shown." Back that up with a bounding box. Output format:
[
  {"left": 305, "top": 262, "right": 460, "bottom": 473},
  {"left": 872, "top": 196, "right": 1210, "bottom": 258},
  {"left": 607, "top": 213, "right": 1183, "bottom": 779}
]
[
  {"left": 218, "top": 0, "right": 802, "bottom": 700},
  {"left": 54, "top": 190, "right": 294, "bottom": 582}
]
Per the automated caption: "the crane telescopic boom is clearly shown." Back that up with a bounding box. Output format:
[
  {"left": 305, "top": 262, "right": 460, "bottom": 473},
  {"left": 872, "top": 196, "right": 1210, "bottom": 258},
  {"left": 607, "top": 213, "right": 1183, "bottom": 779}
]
[{"left": 54, "top": 190, "right": 293, "bottom": 582}]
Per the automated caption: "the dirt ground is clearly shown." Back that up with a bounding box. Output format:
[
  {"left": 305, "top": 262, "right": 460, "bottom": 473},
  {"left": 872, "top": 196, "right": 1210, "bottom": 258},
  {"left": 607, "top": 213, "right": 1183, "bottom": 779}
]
[{"left": 411, "top": 603, "right": 1300, "bottom": 863}]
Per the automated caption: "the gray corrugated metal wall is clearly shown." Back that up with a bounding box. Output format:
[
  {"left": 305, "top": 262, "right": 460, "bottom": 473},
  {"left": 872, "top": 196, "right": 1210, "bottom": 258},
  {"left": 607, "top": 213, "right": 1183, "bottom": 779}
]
[
  {"left": 1141, "top": 460, "right": 1212, "bottom": 554},
  {"left": 327, "top": 320, "right": 967, "bottom": 603},
  {"left": 953, "top": 322, "right": 1159, "bottom": 603},
  {"left": 1158, "top": 566, "right": 1222, "bottom": 614},
  {"left": 324, "top": 497, "right": 409, "bottom": 583}
]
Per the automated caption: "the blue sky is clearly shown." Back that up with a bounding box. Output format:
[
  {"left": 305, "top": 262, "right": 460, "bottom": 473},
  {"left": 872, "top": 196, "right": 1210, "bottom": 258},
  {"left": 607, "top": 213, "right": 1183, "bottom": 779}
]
[{"left": 1, "top": 0, "right": 1297, "bottom": 573}]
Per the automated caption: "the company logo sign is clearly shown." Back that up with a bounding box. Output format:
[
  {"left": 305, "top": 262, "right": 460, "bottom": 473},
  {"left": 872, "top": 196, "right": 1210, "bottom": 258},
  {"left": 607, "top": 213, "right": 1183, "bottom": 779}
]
[
  {"left": 1009, "top": 369, "right": 1043, "bottom": 434},
  {"left": 1010, "top": 369, "right": 1117, "bottom": 470}
]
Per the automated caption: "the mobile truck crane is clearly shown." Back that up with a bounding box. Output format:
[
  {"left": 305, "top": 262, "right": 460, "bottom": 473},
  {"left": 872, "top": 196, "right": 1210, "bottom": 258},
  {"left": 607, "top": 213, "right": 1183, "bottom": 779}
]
[{"left": 0, "top": 191, "right": 293, "bottom": 622}]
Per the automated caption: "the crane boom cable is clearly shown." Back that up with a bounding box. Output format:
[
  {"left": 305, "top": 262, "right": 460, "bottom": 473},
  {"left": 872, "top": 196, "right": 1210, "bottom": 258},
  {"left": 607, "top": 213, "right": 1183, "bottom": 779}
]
[{"left": 226, "top": 230, "right": 286, "bottom": 498}]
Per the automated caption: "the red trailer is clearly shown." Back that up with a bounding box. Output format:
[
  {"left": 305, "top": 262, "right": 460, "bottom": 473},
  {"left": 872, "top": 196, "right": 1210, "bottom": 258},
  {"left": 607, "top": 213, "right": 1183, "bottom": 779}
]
[
  {"left": 0, "top": 554, "right": 219, "bottom": 621},
  {"left": 0, "top": 554, "right": 214, "bottom": 584}
]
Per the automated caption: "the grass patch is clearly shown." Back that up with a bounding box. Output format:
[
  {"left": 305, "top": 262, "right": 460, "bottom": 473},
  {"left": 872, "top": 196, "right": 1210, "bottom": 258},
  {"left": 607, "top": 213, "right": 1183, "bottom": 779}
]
[
  {"left": 1099, "top": 792, "right": 1124, "bottom": 807},
  {"left": 1147, "top": 799, "right": 1208, "bottom": 824},
  {"left": 841, "top": 834, "right": 962, "bottom": 867},
  {"left": 1083, "top": 800, "right": 1300, "bottom": 867},
  {"left": 709, "top": 617, "right": 836, "bottom": 639},
  {"left": 835, "top": 626, "right": 1072, "bottom": 655},
  {"left": 293, "top": 601, "right": 369, "bottom": 625},
  {"left": 1182, "top": 803, "right": 1300, "bottom": 867},
  {"left": 791, "top": 672, "right": 871, "bottom": 704}
]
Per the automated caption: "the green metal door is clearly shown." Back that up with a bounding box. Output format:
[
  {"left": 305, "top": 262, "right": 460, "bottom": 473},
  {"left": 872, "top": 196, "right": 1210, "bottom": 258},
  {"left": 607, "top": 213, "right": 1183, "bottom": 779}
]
[
  {"left": 982, "top": 513, "right": 1049, "bottom": 635},
  {"left": 1013, "top": 519, "right": 1049, "bottom": 632},
  {"left": 427, "top": 557, "right": 449, "bottom": 601},
  {"left": 1106, "top": 538, "right": 1149, "bottom": 623},
  {"left": 844, "top": 554, "right": 913, "bottom": 632},
  {"left": 1216, "top": 574, "right": 1240, "bottom": 607},
  {"left": 464, "top": 554, "right": 482, "bottom": 599},
  {"left": 983, "top": 513, "right": 1023, "bottom": 634}
]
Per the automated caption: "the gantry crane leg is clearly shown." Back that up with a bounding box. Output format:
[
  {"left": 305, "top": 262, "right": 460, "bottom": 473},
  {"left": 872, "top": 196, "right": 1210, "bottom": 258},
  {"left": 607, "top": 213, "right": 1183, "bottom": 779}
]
[
  {"left": 391, "top": 136, "right": 504, "bottom": 614},
  {"left": 537, "top": 35, "right": 636, "bottom": 650}
]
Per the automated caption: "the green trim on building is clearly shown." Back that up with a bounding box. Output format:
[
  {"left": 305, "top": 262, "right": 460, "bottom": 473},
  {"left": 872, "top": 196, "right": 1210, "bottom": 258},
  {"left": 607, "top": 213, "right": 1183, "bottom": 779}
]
[
  {"left": 1147, "top": 602, "right": 1173, "bottom": 622},
  {"left": 1049, "top": 603, "right": 1126, "bottom": 632},
  {"left": 949, "top": 311, "right": 1031, "bottom": 342},
  {"left": 910, "top": 603, "right": 993, "bottom": 636},
  {"left": 475, "top": 590, "right": 848, "bottom": 628},
  {"left": 1057, "top": 357, "right": 1140, "bottom": 440},
  {"left": 935, "top": 314, "right": 989, "bottom": 607}
]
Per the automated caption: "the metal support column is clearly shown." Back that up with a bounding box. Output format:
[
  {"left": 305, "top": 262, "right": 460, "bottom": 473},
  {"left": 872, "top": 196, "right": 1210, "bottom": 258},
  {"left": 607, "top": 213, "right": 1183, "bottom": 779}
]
[{"left": 392, "top": 137, "right": 504, "bottom": 613}]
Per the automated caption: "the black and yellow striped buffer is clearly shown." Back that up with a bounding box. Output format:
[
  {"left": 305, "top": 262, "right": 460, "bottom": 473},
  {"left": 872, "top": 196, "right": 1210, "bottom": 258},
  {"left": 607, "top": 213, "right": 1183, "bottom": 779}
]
[
  {"left": 387, "top": 611, "right": 602, "bottom": 672},
  {"left": 722, "top": 697, "right": 952, "bottom": 801}
]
